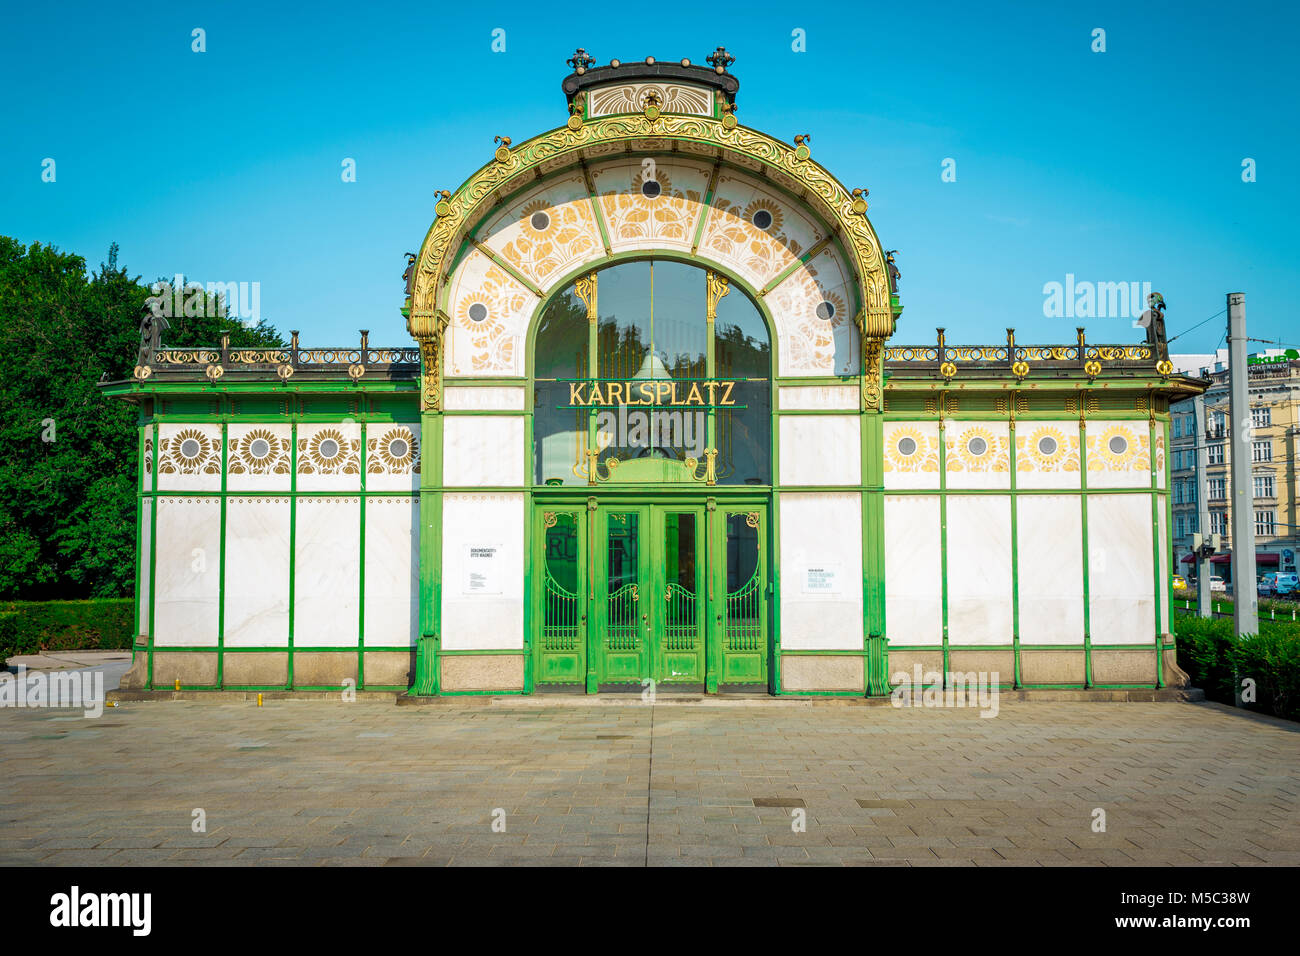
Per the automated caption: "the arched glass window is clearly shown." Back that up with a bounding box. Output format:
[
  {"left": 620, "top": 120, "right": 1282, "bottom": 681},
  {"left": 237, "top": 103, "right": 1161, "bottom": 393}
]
[{"left": 534, "top": 259, "right": 771, "bottom": 486}]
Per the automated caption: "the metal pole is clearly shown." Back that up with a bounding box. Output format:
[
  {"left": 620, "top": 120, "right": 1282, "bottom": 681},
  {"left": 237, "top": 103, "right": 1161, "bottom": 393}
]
[
  {"left": 1227, "top": 292, "right": 1258, "bottom": 636},
  {"left": 1193, "top": 391, "right": 1213, "bottom": 617}
]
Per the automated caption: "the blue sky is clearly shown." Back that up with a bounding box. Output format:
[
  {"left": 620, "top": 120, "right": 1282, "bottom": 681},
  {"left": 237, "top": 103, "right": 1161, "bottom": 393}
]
[{"left": 2, "top": 0, "right": 1296, "bottom": 354}]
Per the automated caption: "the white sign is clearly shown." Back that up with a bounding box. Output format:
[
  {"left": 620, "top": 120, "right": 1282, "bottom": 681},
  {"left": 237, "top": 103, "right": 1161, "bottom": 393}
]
[
  {"left": 464, "top": 544, "right": 503, "bottom": 594},
  {"left": 803, "top": 564, "right": 841, "bottom": 595}
]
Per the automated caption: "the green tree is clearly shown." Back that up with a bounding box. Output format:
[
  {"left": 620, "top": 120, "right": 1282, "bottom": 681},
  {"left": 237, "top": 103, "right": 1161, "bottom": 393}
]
[{"left": 0, "top": 237, "right": 283, "bottom": 600}]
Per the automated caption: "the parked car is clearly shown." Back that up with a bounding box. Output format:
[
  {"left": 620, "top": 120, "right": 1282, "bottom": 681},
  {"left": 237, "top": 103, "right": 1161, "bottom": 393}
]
[
  {"left": 1172, "top": 574, "right": 1188, "bottom": 591},
  {"left": 1209, "top": 576, "right": 1227, "bottom": 593},
  {"left": 1259, "top": 572, "right": 1278, "bottom": 596},
  {"left": 1273, "top": 572, "right": 1299, "bottom": 597}
]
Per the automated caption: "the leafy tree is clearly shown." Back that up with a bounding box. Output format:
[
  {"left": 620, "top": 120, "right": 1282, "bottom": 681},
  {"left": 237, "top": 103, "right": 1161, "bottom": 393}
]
[{"left": 0, "top": 237, "right": 283, "bottom": 600}]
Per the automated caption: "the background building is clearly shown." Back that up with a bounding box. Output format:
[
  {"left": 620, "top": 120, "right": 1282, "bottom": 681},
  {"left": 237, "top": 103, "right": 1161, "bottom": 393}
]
[{"left": 1170, "top": 349, "right": 1300, "bottom": 586}]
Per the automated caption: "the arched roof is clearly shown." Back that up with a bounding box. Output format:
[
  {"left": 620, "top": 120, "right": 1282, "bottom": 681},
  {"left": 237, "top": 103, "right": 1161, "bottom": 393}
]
[{"left": 407, "top": 111, "right": 894, "bottom": 346}]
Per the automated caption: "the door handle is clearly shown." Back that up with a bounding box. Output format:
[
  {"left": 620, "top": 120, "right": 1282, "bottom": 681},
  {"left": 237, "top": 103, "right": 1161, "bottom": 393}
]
[{"left": 664, "top": 586, "right": 672, "bottom": 602}]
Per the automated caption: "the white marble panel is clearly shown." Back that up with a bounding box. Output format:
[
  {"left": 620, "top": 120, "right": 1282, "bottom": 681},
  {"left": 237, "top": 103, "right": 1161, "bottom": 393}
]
[
  {"left": 778, "top": 493, "right": 863, "bottom": 650},
  {"left": 882, "top": 421, "right": 941, "bottom": 490},
  {"left": 1158, "top": 504, "right": 1169, "bottom": 633},
  {"left": 156, "top": 423, "right": 222, "bottom": 492},
  {"left": 153, "top": 497, "right": 221, "bottom": 645},
  {"left": 945, "top": 421, "right": 1011, "bottom": 490},
  {"left": 365, "top": 423, "right": 421, "bottom": 492},
  {"left": 476, "top": 174, "right": 603, "bottom": 290},
  {"left": 296, "top": 422, "right": 362, "bottom": 492},
  {"left": 1087, "top": 493, "right": 1156, "bottom": 644},
  {"left": 443, "top": 416, "right": 525, "bottom": 487},
  {"left": 1085, "top": 420, "right": 1152, "bottom": 490},
  {"left": 946, "top": 495, "right": 1013, "bottom": 645},
  {"left": 441, "top": 493, "right": 524, "bottom": 650},
  {"left": 445, "top": 248, "right": 532, "bottom": 377},
  {"left": 778, "top": 416, "right": 860, "bottom": 486},
  {"left": 1016, "top": 495, "right": 1084, "bottom": 645},
  {"left": 293, "top": 497, "right": 361, "bottom": 647},
  {"left": 590, "top": 158, "right": 711, "bottom": 255},
  {"left": 138, "top": 504, "right": 152, "bottom": 638},
  {"left": 223, "top": 497, "right": 290, "bottom": 647},
  {"left": 364, "top": 497, "right": 419, "bottom": 647},
  {"left": 1015, "top": 421, "right": 1082, "bottom": 490},
  {"left": 884, "top": 495, "right": 942, "bottom": 646},
  {"left": 226, "top": 423, "right": 292, "bottom": 493},
  {"left": 444, "top": 387, "right": 526, "bottom": 411},
  {"left": 779, "top": 385, "right": 858, "bottom": 410}
]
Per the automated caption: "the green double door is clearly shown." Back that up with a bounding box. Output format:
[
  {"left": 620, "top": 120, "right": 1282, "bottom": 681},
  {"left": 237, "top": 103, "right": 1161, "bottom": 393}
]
[{"left": 535, "top": 501, "right": 768, "bottom": 692}]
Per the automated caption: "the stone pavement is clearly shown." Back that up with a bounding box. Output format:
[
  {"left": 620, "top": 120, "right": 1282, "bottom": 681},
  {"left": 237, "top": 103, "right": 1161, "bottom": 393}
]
[{"left": 0, "top": 697, "right": 1296, "bottom": 866}]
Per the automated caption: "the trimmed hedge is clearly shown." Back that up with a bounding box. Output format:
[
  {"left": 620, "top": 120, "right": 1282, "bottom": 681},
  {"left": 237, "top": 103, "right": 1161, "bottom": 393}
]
[
  {"left": 0, "top": 599, "right": 134, "bottom": 665},
  {"left": 1175, "top": 613, "right": 1300, "bottom": 722}
]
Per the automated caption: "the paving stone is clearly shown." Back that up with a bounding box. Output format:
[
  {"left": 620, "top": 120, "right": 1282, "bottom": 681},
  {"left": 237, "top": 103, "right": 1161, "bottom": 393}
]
[{"left": 1, "top": 699, "right": 1295, "bottom": 867}]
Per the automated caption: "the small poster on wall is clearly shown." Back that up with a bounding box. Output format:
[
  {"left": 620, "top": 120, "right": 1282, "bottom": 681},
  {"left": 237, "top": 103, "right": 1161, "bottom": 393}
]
[
  {"left": 803, "top": 564, "right": 842, "bottom": 595},
  {"left": 465, "top": 544, "right": 503, "bottom": 595}
]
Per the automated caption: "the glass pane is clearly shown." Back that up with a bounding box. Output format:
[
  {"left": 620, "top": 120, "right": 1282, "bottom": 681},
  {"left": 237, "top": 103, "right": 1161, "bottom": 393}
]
[
  {"left": 597, "top": 262, "right": 651, "bottom": 380},
  {"left": 725, "top": 513, "right": 762, "bottom": 651},
  {"left": 543, "top": 514, "right": 579, "bottom": 647},
  {"left": 607, "top": 513, "right": 639, "bottom": 594},
  {"left": 534, "top": 287, "right": 590, "bottom": 485},
  {"left": 544, "top": 513, "right": 578, "bottom": 593},
  {"left": 664, "top": 513, "right": 696, "bottom": 592},
  {"left": 717, "top": 380, "right": 770, "bottom": 485},
  {"left": 606, "top": 513, "right": 640, "bottom": 649},
  {"left": 726, "top": 513, "right": 759, "bottom": 591},
  {"left": 715, "top": 288, "right": 770, "bottom": 380},
  {"left": 650, "top": 262, "right": 707, "bottom": 379}
]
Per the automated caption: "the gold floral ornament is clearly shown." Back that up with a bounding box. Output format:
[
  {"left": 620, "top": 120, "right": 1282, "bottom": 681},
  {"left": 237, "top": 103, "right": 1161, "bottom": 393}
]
[
  {"left": 940, "top": 361, "right": 957, "bottom": 380},
  {"left": 883, "top": 425, "right": 939, "bottom": 474},
  {"left": 1016, "top": 426, "right": 1079, "bottom": 473},
  {"left": 298, "top": 427, "right": 360, "bottom": 476},
  {"left": 1011, "top": 360, "right": 1029, "bottom": 380},
  {"left": 1084, "top": 359, "right": 1102, "bottom": 380},
  {"left": 493, "top": 135, "right": 512, "bottom": 163},
  {"left": 947, "top": 426, "right": 1007, "bottom": 473},
  {"left": 367, "top": 426, "right": 420, "bottom": 476},
  {"left": 1088, "top": 425, "right": 1149, "bottom": 472},
  {"left": 228, "top": 428, "right": 290, "bottom": 476},
  {"left": 1156, "top": 359, "right": 1173, "bottom": 378},
  {"left": 158, "top": 428, "right": 221, "bottom": 476}
]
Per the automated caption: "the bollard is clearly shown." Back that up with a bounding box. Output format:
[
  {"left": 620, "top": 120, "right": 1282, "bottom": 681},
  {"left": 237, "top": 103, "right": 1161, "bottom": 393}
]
[
  {"left": 174, "top": 678, "right": 180, "bottom": 691},
  {"left": 257, "top": 693, "right": 263, "bottom": 707}
]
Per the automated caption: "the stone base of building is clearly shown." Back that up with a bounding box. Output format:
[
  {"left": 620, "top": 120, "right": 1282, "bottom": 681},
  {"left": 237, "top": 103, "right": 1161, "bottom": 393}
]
[{"left": 439, "top": 654, "right": 526, "bottom": 692}]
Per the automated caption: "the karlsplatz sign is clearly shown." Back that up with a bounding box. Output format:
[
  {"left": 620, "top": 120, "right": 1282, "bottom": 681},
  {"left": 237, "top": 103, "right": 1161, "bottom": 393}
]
[{"left": 566, "top": 379, "right": 739, "bottom": 408}]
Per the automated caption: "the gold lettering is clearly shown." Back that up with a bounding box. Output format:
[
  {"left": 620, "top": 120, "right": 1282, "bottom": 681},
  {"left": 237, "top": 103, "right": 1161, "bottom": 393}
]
[
  {"left": 719, "top": 381, "right": 736, "bottom": 406},
  {"left": 686, "top": 383, "right": 704, "bottom": 405},
  {"left": 669, "top": 381, "right": 681, "bottom": 405},
  {"left": 655, "top": 382, "right": 672, "bottom": 406},
  {"left": 638, "top": 382, "right": 655, "bottom": 405},
  {"left": 569, "top": 382, "right": 587, "bottom": 406},
  {"left": 607, "top": 383, "right": 623, "bottom": 405},
  {"left": 589, "top": 383, "right": 605, "bottom": 405},
  {"left": 706, "top": 381, "right": 720, "bottom": 405}
]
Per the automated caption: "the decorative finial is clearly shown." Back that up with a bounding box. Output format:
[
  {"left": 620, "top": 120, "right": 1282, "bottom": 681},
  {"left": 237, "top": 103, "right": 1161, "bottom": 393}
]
[
  {"left": 567, "top": 48, "right": 595, "bottom": 73},
  {"left": 851, "top": 187, "right": 869, "bottom": 214},
  {"left": 706, "top": 46, "right": 735, "bottom": 73},
  {"left": 885, "top": 250, "right": 900, "bottom": 294},
  {"left": 793, "top": 134, "right": 811, "bottom": 146}
]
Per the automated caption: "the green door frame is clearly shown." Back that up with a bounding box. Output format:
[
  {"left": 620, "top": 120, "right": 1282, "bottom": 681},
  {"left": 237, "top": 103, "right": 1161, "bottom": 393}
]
[{"left": 531, "top": 492, "right": 770, "bottom": 693}]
